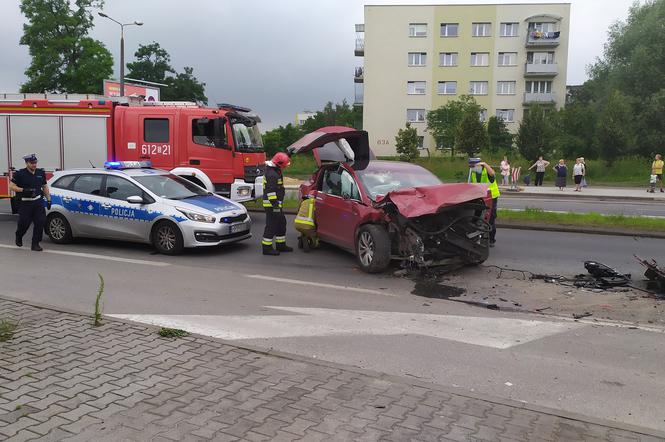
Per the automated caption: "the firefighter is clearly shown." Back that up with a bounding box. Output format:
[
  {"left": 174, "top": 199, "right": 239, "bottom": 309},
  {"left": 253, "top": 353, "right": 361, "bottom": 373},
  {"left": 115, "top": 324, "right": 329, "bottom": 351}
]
[
  {"left": 468, "top": 157, "right": 500, "bottom": 247},
  {"left": 262, "top": 152, "right": 293, "bottom": 255},
  {"left": 9, "top": 154, "right": 51, "bottom": 251},
  {"left": 294, "top": 193, "right": 319, "bottom": 252}
]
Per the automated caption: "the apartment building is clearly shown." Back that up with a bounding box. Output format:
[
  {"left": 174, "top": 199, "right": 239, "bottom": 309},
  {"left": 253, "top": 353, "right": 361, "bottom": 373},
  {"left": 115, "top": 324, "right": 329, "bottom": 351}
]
[{"left": 355, "top": 3, "right": 570, "bottom": 156}]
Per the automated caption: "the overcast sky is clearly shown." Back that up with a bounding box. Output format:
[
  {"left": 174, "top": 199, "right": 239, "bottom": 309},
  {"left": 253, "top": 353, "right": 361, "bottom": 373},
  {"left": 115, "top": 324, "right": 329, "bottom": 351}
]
[{"left": 0, "top": 0, "right": 635, "bottom": 129}]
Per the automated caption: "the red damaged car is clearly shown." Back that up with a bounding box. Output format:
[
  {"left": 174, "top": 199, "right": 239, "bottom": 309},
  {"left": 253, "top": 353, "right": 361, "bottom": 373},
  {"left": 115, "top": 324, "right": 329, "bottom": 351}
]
[{"left": 288, "top": 126, "right": 493, "bottom": 273}]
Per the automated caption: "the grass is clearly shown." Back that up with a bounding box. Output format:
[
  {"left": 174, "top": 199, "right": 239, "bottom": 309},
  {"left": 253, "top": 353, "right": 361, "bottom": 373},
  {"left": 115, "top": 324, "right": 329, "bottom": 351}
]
[
  {"left": 93, "top": 273, "right": 104, "bottom": 327},
  {"left": 0, "top": 318, "right": 18, "bottom": 342},
  {"left": 499, "top": 208, "right": 665, "bottom": 232},
  {"left": 158, "top": 328, "right": 189, "bottom": 338}
]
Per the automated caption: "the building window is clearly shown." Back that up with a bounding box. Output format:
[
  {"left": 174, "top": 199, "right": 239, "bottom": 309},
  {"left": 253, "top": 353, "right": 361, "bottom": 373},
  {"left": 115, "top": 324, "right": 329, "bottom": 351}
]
[
  {"left": 479, "top": 110, "right": 488, "bottom": 122},
  {"left": 409, "top": 23, "right": 427, "bottom": 37},
  {"left": 526, "top": 81, "right": 552, "bottom": 93},
  {"left": 407, "top": 109, "right": 426, "bottom": 122},
  {"left": 437, "top": 81, "right": 457, "bottom": 95},
  {"left": 440, "top": 23, "right": 459, "bottom": 37},
  {"left": 407, "top": 81, "right": 426, "bottom": 95},
  {"left": 527, "top": 51, "right": 555, "bottom": 64},
  {"left": 417, "top": 136, "right": 425, "bottom": 149},
  {"left": 439, "top": 52, "right": 458, "bottom": 66},
  {"left": 529, "top": 22, "right": 556, "bottom": 33},
  {"left": 496, "top": 109, "right": 515, "bottom": 122},
  {"left": 469, "top": 81, "right": 488, "bottom": 95},
  {"left": 497, "top": 81, "right": 516, "bottom": 95},
  {"left": 408, "top": 52, "right": 427, "bottom": 66},
  {"left": 472, "top": 22, "right": 491, "bottom": 37},
  {"left": 470, "top": 52, "right": 489, "bottom": 67},
  {"left": 498, "top": 52, "right": 518, "bottom": 66},
  {"left": 500, "top": 22, "right": 519, "bottom": 37}
]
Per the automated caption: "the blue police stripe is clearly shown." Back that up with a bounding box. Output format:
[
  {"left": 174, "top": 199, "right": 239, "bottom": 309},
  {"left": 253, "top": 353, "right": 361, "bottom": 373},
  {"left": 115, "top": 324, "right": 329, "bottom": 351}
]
[
  {"left": 50, "top": 194, "right": 187, "bottom": 223},
  {"left": 182, "top": 195, "right": 242, "bottom": 213}
]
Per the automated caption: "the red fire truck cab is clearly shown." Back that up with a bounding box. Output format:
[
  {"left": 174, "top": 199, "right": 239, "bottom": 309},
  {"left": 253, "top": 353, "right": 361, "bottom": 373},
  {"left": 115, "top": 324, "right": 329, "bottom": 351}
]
[{"left": 0, "top": 94, "right": 266, "bottom": 203}]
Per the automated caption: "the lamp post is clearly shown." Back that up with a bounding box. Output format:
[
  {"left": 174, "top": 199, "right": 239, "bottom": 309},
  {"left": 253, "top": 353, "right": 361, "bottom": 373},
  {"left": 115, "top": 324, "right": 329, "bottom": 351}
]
[{"left": 98, "top": 12, "right": 143, "bottom": 97}]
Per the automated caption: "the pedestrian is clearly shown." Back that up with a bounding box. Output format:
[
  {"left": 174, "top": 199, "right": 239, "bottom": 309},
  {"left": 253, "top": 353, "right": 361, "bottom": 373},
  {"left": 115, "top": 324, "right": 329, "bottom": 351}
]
[
  {"left": 553, "top": 159, "right": 567, "bottom": 190},
  {"left": 651, "top": 154, "right": 664, "bottom": 193},
  {"left": 528, "top": 156, "right": 550, "bottom": 186},
  {"left": 468, "top": 157, "right": 500, "bottom": 247},
  {"left": 573, "top": 157, "right": 585, "bottom": 192},
  {"left": 580, "top": 157, "right": 588, "bottom": 188},
  {"left": 261, "top": 152, "right": 293, "bottom": 255},
  {"left": 8, "top": 154, "right": 51, "bottom": 251},
  {"left": 500, "top": 156, "right": 511, "bottom": 186}
]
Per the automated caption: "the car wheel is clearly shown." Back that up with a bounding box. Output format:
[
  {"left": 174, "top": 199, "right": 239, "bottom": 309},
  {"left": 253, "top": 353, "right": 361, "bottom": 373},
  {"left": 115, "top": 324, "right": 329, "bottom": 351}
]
[
  {"left": 46, "top": 213, "right": 73, "bottom": 244},
  {"left": 152, "top": 221, "right": 184, "bottom": 255},
  {"left": 355, "top": 224, "right": 391, "bottom": 273}
]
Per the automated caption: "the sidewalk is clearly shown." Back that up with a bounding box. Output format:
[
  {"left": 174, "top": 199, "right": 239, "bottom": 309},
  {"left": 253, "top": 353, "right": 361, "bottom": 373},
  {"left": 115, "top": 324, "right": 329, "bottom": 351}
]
[
  {"left": 499, "top": 185, "right": 665, "bottom": 201},
  {"left": 1, "top": 297, "right": 663, "bottom": 441}
]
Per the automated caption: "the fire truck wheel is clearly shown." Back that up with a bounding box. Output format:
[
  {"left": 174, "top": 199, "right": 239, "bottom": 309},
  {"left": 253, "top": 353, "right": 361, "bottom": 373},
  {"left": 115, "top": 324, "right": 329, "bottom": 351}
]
[
  {"left": 152, "top": 221, "right": 184, "bottom": 255},
  {"left": 46, "top": 213, "right": 73, "bottom": 244}
]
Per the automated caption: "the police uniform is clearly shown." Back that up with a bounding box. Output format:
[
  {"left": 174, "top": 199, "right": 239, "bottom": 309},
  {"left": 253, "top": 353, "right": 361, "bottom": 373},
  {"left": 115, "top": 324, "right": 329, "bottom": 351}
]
[
  {"left": 469, "top": 159, "right": 500, "bottom": 245},
  {"left": 261, "top": 162, "right": 291, "bottom": 255},
  {"left": 11, "top": 155, "right": 48, "bottom": 250}
]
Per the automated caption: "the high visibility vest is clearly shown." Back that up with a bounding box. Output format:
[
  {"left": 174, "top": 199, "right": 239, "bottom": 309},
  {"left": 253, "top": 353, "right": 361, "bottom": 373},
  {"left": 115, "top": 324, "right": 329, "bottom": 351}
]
[
  {"left": 294, "top": 197, "right": 316, "bottom": 231},
  {"left": 471, "top": 168, "right": 501, "bottom": 199}
]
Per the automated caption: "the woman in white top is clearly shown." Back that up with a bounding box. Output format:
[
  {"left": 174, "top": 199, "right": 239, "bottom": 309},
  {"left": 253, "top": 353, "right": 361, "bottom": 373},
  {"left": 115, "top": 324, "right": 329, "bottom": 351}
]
[
  {"left": 573, "top": 158, "right": 585, "bottom": 192},
  {"left": 500, "top": 156, "right": 511, "bottom": 186}
]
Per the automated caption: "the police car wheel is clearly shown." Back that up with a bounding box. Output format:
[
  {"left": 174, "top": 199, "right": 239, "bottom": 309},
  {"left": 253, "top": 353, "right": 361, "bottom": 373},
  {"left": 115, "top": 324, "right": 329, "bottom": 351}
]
[
  {"left": 152, "top": 221, "right": 184, "bottom": 255},
  {"left": 46, "top": 213, "right": 73, "bottom": 244}
]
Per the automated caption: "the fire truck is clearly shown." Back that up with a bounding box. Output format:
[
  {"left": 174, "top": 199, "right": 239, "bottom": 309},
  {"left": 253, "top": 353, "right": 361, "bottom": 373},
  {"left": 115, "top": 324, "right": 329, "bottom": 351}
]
[{"left": 0, "top": 93, "right": 266, "bottom": 207}]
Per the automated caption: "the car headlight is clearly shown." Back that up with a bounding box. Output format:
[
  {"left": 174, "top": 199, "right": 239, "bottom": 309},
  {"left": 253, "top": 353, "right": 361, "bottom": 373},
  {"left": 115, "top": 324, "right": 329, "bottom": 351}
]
[{"left": 176, "top": 208, "right": 216, "bottom": 223}]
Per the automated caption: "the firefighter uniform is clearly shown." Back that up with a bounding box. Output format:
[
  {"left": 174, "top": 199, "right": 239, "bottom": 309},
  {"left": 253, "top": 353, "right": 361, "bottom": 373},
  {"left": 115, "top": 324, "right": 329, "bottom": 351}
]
[
  {"left": 11, "top": 154, "right": 50, "bottom": 251},
  {"left": 262, "top": 162, "right": 291, "bottom": 255},
  {"left": 294, "top": 196, "right": 318, "bottom": 252}
]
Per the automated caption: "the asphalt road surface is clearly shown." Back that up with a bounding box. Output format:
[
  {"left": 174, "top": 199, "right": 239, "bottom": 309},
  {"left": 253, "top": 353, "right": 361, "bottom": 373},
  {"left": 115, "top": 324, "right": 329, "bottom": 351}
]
[
  {"left": 1, "top": 210, "right": 665, "bottom": 431},
  {"left": 501, "top": 195, "right": 665, "bottom": 217}
]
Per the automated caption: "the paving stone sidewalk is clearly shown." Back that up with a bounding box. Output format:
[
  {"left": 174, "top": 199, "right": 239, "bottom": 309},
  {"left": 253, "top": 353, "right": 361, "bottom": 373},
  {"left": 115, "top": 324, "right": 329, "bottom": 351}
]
[{"left": 1, "top": 298, "right": 663, "bottom": 442}]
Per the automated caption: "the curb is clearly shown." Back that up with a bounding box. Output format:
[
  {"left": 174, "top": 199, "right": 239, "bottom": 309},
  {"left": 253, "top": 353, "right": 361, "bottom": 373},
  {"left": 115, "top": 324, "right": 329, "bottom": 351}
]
[
  {"left": 2, "top": 294, "right": 665, "bottom": 439},
  {"left": 500, "top": 191, "right": 663, "bottom": 203}
]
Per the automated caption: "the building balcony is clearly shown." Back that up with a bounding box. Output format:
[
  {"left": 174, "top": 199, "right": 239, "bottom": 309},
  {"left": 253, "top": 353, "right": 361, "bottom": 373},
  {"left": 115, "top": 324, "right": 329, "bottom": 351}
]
[
  {"left": 355, "top": 24, "right": 364, "bottom": 32},
  {"left": 355, "top": 38, "right": 365, "bottom": 56},
  {"left": 354, "top": 85, "right": 364, "bottom": 107},
  {"left": 354, "top": 67, "right": 364, "bottom": 83},
  {"left": 525, "top": 63, "right": 558, "bottom": 76},
  {"left": 524, "top": 92, "right": 556, "bottom": 104},
  {"left": 526, "top": 31, "right": 560, "bottom": 47}
]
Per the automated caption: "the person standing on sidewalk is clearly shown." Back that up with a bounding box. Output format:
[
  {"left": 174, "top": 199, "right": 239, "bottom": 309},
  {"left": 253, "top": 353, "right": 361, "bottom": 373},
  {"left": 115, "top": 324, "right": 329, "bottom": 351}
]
[
  {"left": 651, "top": 154, "right": 664, "bottom": 193},
  {"left": 500, "top": 156, "right": 511, "bottom": 186},
  {"left": 553, "top": 159, "right": 567, "bottom": 190},
  {"left": 468, "top": 157, "right": 500, "bottom": 247},
  {"left": 528, "top": 156, "right": 550, "bottom": 186},
  {"left": 8, "top": 154, "right": 51, "bottom": 251},
  {"left": 573, "top": 158, "right": 585, "bottom": 192},
  {"left": 261, "top": 152, "right": 294, "bottom": 255}
]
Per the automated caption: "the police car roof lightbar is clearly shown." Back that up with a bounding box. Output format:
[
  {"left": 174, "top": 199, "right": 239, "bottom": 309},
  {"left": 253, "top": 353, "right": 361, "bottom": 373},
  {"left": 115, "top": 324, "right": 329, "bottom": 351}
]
[
  {"left": 104, "top": 160, "right": 152, "bottom": 170},
  {"left": 217, "top": 103, "right": 251, "bottom": 113}
]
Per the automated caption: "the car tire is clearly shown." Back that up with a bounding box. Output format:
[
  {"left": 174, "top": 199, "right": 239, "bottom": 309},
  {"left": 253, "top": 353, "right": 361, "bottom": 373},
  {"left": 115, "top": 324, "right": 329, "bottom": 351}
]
[
  {"left": 152, "top": 221, "right": 184, "bottom": 255},
  {"left": 46, "top": 213, "right": 73, "bottom": 244},
  {"left": 355, "top": 224, "right": 391, "bottom": 273}
]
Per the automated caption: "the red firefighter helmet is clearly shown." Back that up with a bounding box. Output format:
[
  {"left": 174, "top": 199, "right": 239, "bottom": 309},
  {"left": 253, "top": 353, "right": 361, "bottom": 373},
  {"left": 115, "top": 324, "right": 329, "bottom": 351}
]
[{"left": 271, "top": 152, "right": 291, "bottom": 169}]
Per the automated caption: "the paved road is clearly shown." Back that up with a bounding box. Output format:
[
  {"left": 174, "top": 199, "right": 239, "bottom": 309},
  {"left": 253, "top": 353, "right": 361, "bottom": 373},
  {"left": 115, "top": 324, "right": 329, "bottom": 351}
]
[
  {"left": 501, "top": 195, "right": 665, "bottom": 217},
  {"left": 1, "top": 212, "right": 665, "bottom": 431}
]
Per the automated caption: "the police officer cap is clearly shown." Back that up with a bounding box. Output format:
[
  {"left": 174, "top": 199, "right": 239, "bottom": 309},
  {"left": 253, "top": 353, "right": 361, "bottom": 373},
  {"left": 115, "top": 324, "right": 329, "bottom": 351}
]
[
  {"left": 468, "top": 157, "right": 481, "bottom": 165},
  {"left": 23, "top": 153, "right": 38, "bottom": 162}
]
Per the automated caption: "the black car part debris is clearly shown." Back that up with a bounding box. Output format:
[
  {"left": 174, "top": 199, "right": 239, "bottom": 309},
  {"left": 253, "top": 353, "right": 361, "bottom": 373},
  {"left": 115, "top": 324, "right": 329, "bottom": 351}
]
[{"left": 635, "top": 256, "right": 665, "bottom": 296}]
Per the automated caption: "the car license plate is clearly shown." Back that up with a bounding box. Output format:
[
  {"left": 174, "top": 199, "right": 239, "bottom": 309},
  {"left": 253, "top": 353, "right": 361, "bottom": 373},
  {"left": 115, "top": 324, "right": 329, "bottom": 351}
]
[{"left": 231, "top": 223, "right": 247, "bottom": 234}]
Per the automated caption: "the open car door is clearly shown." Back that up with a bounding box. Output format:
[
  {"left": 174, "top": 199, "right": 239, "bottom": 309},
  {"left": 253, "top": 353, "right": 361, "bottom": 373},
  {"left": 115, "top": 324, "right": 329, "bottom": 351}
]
[{"left": 286, "top": 126, "right": 374, "bottom": 170}]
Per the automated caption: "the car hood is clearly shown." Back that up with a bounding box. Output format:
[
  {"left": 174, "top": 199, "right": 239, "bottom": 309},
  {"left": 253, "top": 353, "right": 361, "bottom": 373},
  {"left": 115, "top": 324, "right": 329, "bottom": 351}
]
[
  {"left": 286, "top": 126, "right": 373, "bottom": 170},
  {"left": 169, "top": 194, "right": 246, "bottom": 215},
  {"left": 382, "top": 183, "right": 490, "bottom": 218}
]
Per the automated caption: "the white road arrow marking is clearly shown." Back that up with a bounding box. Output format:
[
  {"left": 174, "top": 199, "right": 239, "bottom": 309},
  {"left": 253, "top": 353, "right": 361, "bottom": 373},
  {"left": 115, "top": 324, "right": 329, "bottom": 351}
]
[{"left": 109, "top": 306, "right": 582, "bottom": 349}]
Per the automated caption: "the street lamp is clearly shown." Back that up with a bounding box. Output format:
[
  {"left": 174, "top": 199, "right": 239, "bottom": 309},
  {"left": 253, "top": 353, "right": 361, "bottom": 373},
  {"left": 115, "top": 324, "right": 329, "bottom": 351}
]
[{"left": 98, "top": 12, "right": 143, "bottom": 97}]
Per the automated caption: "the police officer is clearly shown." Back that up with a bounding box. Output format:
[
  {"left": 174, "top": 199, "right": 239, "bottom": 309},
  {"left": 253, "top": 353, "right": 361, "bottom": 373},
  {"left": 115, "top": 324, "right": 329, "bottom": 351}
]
[
  {"left": 468, "top": 157, "right": 500, "bottom": 247},
  {"left": 262, "top": 152, "right": 293, "bottom": 255},
  {"left": 9, "top": 154, "right": 51, "bottom": 251}
]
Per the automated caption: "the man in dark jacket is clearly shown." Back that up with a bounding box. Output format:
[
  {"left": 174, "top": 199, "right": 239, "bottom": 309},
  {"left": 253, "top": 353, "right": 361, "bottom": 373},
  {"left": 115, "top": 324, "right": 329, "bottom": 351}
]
[
  {"left": 9, "top": 154, "right": 51, "bottom": 251},
  {"left": 262, "top": 152, "right": 293, "bottom": 255}
]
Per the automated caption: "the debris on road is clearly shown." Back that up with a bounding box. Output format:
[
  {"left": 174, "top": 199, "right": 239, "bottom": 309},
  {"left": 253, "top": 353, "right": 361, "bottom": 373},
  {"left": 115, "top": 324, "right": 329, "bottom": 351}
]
[
  {"left": 635, "top": 256, "right": 665, "bottom": 297},
  {"left": 573, "top": 312, "right": 593, "bottom": 319}
]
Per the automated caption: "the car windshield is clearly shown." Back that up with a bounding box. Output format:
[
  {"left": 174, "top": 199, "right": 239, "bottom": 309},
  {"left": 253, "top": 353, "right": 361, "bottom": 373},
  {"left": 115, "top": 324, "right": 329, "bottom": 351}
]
[
  {"left": 233, "top": 123, "right": 264, "bottom": 153},
  {"left": 133, "top": 173, "right": 209, "bottom": 200},
  {"left": 356, "top": 166, "right": 441, "bottom": 199}
]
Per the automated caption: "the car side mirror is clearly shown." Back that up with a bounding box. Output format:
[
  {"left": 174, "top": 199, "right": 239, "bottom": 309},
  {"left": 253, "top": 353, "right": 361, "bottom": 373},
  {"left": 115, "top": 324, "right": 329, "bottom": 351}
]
[{"left": 126, "top": 195, "right": 144, "bottom": 204}]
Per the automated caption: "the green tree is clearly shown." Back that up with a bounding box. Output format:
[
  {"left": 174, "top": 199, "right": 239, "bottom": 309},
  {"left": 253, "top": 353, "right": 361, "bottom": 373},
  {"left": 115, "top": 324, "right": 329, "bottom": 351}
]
[
  {"left": 457, "top": 111, "right": 488, "bottom": 156},
  {"left": 126, "top": 42, "right": 175, "bottom": 83},
  {"left": 595, "top": 90, "right": 634, "bottom": 166},
  {"left": 552, "top": 101, "right": 598, "bottom": 159},
  {"left": 487, "top": 116, "right": 513, "bottom": 154},
  {"left": 161, "top": 67, "right": 207, "bottom": 104},
  {"left": 394, "top": 122, "right": 420, "bottom": 162},
  {"left": 19, "top": 0, "right": 113, "bottom": 93},
  {"left": 516, "top": 105, "right": 555, "bottom": 162},
  {"left": 426, "top": 95, "right": 483, "bottom": 155},
  {"left": 262, "top": 124, "right": 304, "bottom": 157},
  {"left": 301, "top": 101, "right": 362, "bottom": 132}
]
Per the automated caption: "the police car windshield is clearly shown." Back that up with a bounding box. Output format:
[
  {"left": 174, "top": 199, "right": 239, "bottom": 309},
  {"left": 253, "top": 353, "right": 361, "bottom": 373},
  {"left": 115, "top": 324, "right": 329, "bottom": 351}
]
[{"left": 133, "top": 174, "right": 209, "bottom": 200}]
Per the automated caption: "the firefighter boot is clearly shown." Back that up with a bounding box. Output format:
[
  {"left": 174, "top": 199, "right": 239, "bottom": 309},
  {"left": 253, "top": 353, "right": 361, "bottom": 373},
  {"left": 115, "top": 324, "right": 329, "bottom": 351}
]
[
  {"left": 263, "top": 244, "right": 280, "bottom": 256},
  {"left": 276, "top": 243, "right": 294, "bottom": 253}
]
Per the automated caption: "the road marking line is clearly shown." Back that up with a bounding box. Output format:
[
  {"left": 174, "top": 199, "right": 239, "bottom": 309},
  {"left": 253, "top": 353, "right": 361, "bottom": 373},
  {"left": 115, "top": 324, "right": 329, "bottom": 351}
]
[
  {"left": 243, "top": 274, "right": 396, "bottom": 297},
  {"left": 0, "top": 244, "right": 170, "bottom": 267}
]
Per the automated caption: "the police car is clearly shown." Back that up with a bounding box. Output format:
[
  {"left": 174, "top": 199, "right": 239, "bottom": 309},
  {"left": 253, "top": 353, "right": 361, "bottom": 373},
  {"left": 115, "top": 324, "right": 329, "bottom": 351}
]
[{"left": 45, "top": 161, "right": 251, "bottom": 254}]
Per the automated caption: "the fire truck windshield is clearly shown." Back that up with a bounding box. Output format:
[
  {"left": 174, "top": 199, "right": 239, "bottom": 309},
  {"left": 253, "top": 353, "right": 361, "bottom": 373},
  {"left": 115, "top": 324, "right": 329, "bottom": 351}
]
[{"left": 232, "top": 122, "right": 264, "bottom": 153}]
